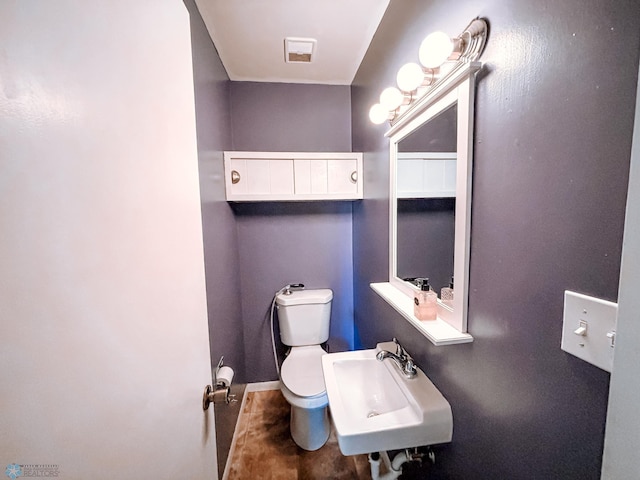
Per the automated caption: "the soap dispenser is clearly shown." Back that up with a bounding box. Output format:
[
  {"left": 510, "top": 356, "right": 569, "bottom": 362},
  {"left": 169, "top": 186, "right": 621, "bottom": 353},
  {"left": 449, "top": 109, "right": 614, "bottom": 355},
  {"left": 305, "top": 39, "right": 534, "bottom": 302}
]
[
  {"left": 414, "top": 278, "right": 438, "bottom": 321},
  {"left": 441, "top": 277, "right": 454, "bottom": 307}
]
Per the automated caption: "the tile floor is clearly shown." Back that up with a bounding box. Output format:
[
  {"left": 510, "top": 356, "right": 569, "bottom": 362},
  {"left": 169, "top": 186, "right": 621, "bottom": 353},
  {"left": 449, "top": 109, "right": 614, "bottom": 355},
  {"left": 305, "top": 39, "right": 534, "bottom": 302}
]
[{"left": 225, "top": 389, "right": 373, "bottom": 480}]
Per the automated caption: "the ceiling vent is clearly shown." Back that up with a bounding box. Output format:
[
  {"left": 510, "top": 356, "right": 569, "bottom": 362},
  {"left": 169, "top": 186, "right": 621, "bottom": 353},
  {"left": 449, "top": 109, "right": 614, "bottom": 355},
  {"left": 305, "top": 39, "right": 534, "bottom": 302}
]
[{"left": 284, "top": 37, "right": 316, "bottom": 63}]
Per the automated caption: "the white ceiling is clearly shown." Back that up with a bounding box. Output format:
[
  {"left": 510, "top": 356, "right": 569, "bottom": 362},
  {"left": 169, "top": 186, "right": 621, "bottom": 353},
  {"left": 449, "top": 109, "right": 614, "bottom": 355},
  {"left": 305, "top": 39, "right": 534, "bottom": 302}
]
[{"left": 194, "top": 0, "right": 390, "bottom": 85}]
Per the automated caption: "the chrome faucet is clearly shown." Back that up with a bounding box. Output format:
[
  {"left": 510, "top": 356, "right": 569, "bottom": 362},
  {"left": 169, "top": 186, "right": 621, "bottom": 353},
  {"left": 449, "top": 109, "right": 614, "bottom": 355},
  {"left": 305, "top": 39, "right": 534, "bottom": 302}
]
[{"left": 376, "top": 338, "right": 417, "bottom": 378}]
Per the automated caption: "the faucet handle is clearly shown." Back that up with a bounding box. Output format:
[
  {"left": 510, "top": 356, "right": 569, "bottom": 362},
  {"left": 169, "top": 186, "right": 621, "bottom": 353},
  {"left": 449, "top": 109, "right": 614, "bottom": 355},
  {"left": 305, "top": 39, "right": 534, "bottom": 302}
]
[
  {"left": 404, "top": 358, "right": 418, "bottom": 377},
  {"left": 392, "top": 338, "right": 408, "bottom": 359}
]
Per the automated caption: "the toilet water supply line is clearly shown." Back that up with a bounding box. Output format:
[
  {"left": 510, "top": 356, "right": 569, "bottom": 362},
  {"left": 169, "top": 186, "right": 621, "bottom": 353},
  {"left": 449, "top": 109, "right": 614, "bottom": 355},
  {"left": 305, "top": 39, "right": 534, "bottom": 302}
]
[{"left": 270, "top": 283, "right": 305, "bottom": 376}]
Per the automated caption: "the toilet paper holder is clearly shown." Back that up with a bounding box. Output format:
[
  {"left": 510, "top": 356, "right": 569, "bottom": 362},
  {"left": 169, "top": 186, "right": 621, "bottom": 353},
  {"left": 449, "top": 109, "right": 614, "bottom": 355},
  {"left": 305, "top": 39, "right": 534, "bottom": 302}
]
[{"left": 203, "top": 356, "right": 237, "bottom": 410}]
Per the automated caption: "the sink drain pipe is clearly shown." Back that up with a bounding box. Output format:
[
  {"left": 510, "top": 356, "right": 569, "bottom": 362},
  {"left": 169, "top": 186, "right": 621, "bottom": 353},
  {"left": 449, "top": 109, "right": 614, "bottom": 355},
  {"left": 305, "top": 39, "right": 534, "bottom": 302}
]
[{"left": 368, "top": 450, "right": 409, "bottom": 480}]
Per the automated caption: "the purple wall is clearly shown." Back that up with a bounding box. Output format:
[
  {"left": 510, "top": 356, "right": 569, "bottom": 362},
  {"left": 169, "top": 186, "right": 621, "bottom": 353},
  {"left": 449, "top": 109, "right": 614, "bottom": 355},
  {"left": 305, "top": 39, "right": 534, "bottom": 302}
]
[
  {"left": 230, "top": 82, "right": 352, "bottom": 152},
  {"left": 229, "top": 82, "right": 355, "bottom": 382},
  {"left": 352, "top": 0, "right": 639, "bottom": 478},
  {"left": 232, "top": 202, "right": 355, "bottom": 382},
  {"left": 397, "top": 198, "right": 455, "bottom": 292},
  {"left": 183, "top": 0, "right": 246, "bottom": 381}
]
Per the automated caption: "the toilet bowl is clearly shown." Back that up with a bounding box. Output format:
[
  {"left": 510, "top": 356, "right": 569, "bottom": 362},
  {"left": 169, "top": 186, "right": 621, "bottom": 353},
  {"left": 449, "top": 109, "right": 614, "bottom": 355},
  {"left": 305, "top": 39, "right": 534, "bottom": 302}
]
[
  {"left": 275, "top": 288, "right": 333, "bottom": 451},
  {"left": 280, "top": 345, "right": 330, "bottom": 451}
]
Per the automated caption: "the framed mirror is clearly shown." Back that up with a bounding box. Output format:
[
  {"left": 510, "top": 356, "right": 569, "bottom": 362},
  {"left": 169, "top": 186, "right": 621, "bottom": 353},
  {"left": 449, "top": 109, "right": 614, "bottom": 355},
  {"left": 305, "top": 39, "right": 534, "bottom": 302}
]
[
  {"left": 371, "top": 62, "right": 480, "bottom": 345},
  {"left": 395, "top": 103, "right": 457, "bottom": 296}
]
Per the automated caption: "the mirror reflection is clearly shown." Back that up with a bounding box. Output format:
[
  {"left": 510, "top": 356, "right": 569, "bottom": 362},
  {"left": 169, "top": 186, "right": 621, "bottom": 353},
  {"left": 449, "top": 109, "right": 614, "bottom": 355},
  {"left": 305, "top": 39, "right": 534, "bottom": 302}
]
[{"left": 395, "top": 104, "right": 457, "bottom": 299}]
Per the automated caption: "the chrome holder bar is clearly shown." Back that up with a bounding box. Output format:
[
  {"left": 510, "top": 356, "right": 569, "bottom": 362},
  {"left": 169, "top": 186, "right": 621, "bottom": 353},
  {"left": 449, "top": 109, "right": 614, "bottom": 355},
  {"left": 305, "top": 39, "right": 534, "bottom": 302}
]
[{"left": 202, "top": 356, "right": 237, "bottom": 410}]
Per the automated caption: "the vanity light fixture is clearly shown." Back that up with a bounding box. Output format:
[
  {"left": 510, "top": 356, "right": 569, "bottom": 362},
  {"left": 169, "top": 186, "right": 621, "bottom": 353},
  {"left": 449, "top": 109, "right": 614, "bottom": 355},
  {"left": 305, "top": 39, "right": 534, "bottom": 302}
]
[
  {"left": 369, "top": 103, "right": 392, "bottom": 124},
  {"left": 379, "top": 86, "right": 405, "bottom": 111},
  {"left": 369, "top": 17, "right": 488, "bottom": 125},
  {"left": 419, "top": 31, "right": 459, "bottom": 68},
  {"left": 396, "top": 63, "right": 426, "bottom": 92}
]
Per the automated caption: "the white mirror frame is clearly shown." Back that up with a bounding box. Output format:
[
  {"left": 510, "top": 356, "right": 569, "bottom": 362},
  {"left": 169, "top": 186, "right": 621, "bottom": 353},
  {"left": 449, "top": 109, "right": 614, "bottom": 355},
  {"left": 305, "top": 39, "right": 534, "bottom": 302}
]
[{"left": 370, "top": 61, "right": 480, "bottom": 346}]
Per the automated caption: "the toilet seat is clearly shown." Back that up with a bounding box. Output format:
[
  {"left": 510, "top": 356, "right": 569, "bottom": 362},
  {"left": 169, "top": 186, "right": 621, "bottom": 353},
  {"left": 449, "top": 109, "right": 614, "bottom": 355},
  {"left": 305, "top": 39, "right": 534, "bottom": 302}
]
[{"left": 280, "top": 345, "right": 326, "bottom": 398}]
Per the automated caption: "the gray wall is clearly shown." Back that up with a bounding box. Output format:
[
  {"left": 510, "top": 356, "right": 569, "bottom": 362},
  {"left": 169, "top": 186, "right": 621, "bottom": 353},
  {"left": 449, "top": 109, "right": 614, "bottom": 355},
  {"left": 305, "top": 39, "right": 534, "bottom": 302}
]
[
  {"left": 397, "top": 198, "right": 455, "bottom": 292},
  {"left": 229, "top": 82, "right": 355, "bottom": 382},
  {"left": 352, "top": 0, "right": 639, "bottom": 478},
  {"left": 230, "top": 82, "right": 352, "bottom": 152},
  {"left": 184, "top": 0, "right": 245, "bottom": 381}
]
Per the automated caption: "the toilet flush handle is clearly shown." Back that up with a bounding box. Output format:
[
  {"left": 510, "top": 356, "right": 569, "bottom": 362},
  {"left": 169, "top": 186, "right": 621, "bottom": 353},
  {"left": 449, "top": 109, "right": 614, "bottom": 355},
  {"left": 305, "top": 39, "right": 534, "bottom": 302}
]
[{"left": 283, "top": 283, "right": 305, "bottom": 295}]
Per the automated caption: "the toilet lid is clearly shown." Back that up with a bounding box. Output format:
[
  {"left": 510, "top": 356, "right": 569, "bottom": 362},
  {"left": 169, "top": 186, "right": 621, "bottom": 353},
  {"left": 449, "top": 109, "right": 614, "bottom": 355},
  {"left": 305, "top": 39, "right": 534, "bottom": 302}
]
[{"left": 280, "top": 346, "right": 327, "bottom": 398}]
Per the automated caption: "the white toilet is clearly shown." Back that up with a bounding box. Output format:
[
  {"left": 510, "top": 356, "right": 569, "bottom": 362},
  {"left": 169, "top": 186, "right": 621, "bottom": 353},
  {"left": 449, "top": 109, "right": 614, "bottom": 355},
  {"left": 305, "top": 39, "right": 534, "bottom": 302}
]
[{"left": 276, "top": 288, "right": 333, "bottom": 451}]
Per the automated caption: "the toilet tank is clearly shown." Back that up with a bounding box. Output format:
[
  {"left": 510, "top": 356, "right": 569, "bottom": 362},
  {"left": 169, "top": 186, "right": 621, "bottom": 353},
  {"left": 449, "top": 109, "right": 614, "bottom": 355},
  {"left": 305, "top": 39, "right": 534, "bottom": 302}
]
[{"left": 276, "top": 288, "right": 333, "bottom": 346}]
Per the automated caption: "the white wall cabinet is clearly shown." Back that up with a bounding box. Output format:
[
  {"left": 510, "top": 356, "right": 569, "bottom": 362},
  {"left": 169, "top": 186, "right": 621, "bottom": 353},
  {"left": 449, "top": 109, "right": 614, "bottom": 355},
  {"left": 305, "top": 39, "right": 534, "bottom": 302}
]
[
  {"left": 397, "top": 152, "right": 456, "bottom": 198},
  {"left": 224, "top": 151, "right": 363, "bottom": 201}
]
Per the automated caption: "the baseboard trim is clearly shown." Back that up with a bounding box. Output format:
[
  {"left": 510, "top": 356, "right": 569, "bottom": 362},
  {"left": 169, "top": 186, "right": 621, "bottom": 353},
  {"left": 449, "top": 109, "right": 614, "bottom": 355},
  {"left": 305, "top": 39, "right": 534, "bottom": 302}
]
[{"left": 245, "top": 380, "right": 280, "bottom": 392}]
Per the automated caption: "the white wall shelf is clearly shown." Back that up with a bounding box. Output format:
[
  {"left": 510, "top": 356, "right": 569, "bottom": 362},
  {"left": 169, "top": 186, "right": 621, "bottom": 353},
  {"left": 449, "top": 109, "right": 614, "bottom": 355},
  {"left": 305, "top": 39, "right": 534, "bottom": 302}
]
[
  {"left": 371, "top": 282, "right": 473, "bottom": 346},
  {"left": 224, "top": 151, "right": 363, "bottom": 201}
]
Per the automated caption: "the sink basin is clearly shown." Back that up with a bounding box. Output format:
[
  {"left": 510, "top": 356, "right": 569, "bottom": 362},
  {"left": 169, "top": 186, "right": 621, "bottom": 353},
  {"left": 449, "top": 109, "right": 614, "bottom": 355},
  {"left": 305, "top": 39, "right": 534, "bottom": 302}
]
[{"left": 321, "top": 341, "right": 453, "bottom": 455}]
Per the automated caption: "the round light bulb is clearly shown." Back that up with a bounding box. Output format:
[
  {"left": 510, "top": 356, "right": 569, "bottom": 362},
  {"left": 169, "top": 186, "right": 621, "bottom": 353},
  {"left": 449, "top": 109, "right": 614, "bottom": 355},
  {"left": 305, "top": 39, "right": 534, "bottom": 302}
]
[
  {"left": 379, "top": 87, "right": 403, "bottom": 111},
  {"left": 419, "top": 31, "right": 454, "bottom": 68},
  {"left": 368, "top": 103, "right": 389, "bottom": 125},
  {"left": 396, "top": 63, "right": 424, "bottom": 92}
]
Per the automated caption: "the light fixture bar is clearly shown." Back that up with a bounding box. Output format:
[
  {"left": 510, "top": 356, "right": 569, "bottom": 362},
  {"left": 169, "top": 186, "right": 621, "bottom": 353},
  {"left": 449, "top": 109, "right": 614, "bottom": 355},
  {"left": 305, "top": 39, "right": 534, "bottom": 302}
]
[{"left": 368, "top": 17, "right": 488, "bottom": 126}]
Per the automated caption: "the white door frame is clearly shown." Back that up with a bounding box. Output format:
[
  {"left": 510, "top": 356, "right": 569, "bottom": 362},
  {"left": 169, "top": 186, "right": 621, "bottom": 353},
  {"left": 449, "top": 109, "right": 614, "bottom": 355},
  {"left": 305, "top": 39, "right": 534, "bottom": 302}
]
[{"left": 601, "top": 63, "right": 640, "bottom": 478}]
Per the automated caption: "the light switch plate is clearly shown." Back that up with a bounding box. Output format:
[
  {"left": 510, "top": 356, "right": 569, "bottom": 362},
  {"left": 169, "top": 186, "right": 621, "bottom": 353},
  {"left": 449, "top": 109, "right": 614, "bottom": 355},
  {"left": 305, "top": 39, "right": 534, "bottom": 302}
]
[{"left": 561, "top": 291, "right": 618, "bottom": 372}]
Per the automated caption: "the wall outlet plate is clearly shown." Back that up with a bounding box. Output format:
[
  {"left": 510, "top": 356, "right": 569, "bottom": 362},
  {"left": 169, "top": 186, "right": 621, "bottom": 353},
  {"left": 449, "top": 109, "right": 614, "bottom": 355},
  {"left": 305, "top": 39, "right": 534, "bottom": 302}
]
[{"left": 561, "top": 290, "right": 618, "bottom": 372}]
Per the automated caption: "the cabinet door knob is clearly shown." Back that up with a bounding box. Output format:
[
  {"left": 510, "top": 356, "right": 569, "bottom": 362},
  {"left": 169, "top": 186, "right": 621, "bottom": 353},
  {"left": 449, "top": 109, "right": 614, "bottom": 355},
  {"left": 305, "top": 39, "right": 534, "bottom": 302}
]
[
  {"left": 231, "top": 170, "right": 241, "bottom": 184},
  {"left": 350, "top": 171, "right": 358, "bottom": 184}
]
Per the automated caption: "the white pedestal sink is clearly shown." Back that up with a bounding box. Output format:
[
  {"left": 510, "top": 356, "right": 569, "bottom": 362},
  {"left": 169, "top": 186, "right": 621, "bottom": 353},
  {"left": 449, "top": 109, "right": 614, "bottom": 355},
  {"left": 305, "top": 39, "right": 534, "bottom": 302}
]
[{"left": 321, "top": 341, "right": 453, "bottom": 456}]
